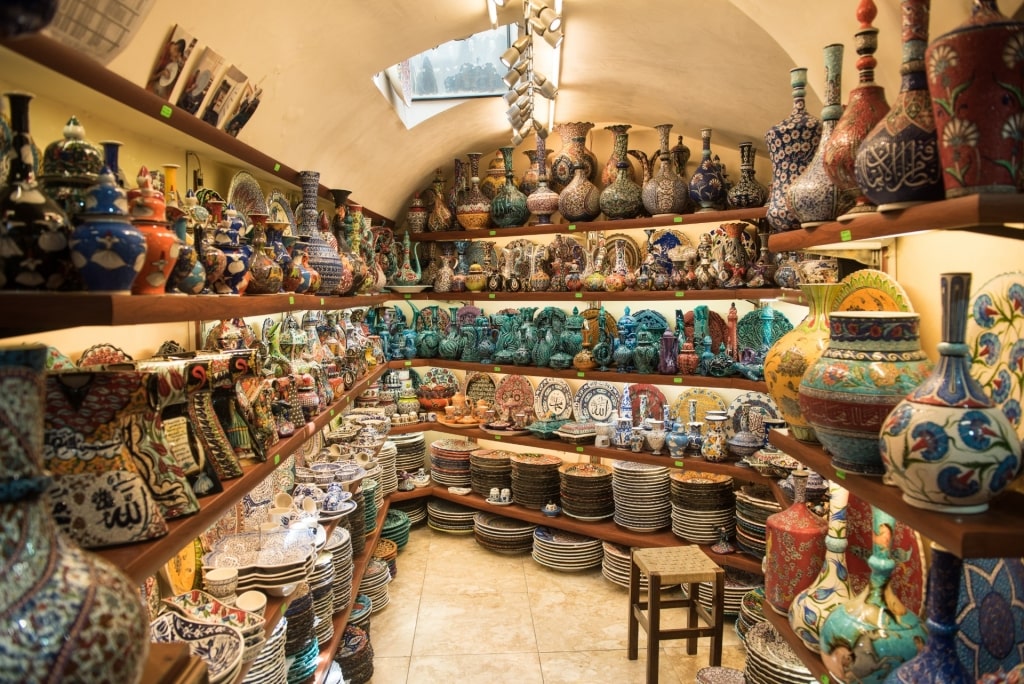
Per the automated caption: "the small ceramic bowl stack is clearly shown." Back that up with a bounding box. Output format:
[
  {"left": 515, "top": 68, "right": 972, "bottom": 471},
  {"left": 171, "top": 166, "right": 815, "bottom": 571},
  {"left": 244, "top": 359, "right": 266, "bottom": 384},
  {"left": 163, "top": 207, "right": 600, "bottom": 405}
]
[
  {"left": 203, "top": 527, "right": 320, "bottom": 597},
  {"left": 473, "top": 511, "right": 536, "bottom": 554},
  {"left": 283, "top": 584, "right": 319, "bottom": 684},
  {"left": 612, "top": 461, "right": 671, "bottom": 532},
  {"left": 376, "top": 440, "right": 399, "bottom": 495},
  {"left": 333, "top": 624, "right": 374, "bottom": 684},
  {"left": 391, "top": 432, "right": 427, "bottom": 473},
  {"left": 743, "top": 621, "right": 815, "bottom": 684},
  {"left": 325, "top": 527, "right": 354, "bottom": 615},
  {"left": 362, "top": 479, "right": 380, "bottom": 534},
  {"left": 150, "top": 612, "right": 245, "bottom": 684},
  {"left": 310, "top": 552, "right": 337, "bottom": 646},
  {"left": 734, "top": 484, "right": 781, "bottom": 559},
  {"left": 558, "top": 462, "right": 615, "bottom": 520},
  {"left": 242, "top": 616, "right": 287, "bottom": 684},
  {"left": 669, "top": 471, "right": 736, "bottom": 544},
  {"left": 372, "top": 537, "right": 399, "bottom": 578},
  {"left": 696, "top": 667, "right": 748, "bottom": 684},
  {"left": 391, "top": 497, "right": 428, "bottom": 526},
  {"left": 601, "top": 542, "right": 645, "bottom": 590},
  {"left": 429, "top": 438, "right": 476, "bottom": 487},
  {"left": 357, "top": 557, "right": 392, "bottom": 613},
  {"left": 510, "top": 452, "right": 563, "bottom": 509},
  {"left": 426, "top": 498, "right": 478, "bottom": 533},
  {"left": 203, "top": 567, "right": 239, "bottom": 606},
  {"left": 531, "top": 526, "right": 603, "bottom": 572},
  {"left": 469, "top": 448, "right": 513, "bottom": 497},
  {"left": 688, "top": 568, "right": 762, "bottom": 617},
  {"left": 380, "top": 509, "right": 412, "bottom": 550},
  {"left": 162, "top": 589, "right": 266, "bottom": 663},
  {"left": 736, "top": 587, "right": 767, "bottom": 644}
]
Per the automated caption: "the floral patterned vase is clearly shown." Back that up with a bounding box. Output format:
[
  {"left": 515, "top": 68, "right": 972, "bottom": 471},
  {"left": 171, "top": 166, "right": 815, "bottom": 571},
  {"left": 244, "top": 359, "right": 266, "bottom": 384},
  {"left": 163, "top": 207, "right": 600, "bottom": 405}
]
[
  {"left": 820, "top": 506, "right": 926, "bottom": 684},
  {"left": 550, "top": 121, "right": 597, "bottom": 191},
  {"left": 727, "top": 142, "right": 768, "bottom": 209},
  {"left": 128, "top": 165, "right": 180, "bottom": 295},
  {"left": 558, "top": 163, "right": 601, "bottom": 222},
  {"left": 600, "top": 162, "right": 643, "bottom": 220},
  {"left": 764, "top": 469, "right": 828, "bottom": 615},
  {"left": 799, "top": 312, "right": 934, "bottom": 475},
  {"left": 687, "top": 127, "right": 727, "bottom": 212},
  {"left": 427, "top": 169, "right": 453, "bottom": 232},
  {"left": 601, "top": 124, "right": 638, "bottom": 186},
  {"left": 456, "top": 153, "right": 491, "bottom": 230},
  {"left": 764, "top": 68, "right": 822, "bottom": 232},
  {"left": 0, "top": 345, "right": 149, "bottom": 683},
  {"left": 790, "top": 481, "right": 852, "bottom": 652},
  {"left": 855, "top": 0, "right": 944, "bottom": 211},
  {"left": 926, "top": 0, "right": 1024, "bottom": 197},
  {"left": 212, "top": 206, "right": 252, "bottom": 295},
  {"left": 490, "top": 146, "right": 529, "bottom": 227},
  {"left": 879, "top": 273, "right": 1022, "bottom": 513}
]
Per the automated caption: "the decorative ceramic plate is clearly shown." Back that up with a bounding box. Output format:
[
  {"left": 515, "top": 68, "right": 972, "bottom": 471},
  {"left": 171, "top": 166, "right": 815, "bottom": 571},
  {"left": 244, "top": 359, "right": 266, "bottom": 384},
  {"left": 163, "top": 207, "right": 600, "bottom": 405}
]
[
  {"left": 832, "top": 268, "right": 915, "bottom": 312},
  {"left": 227, "top": 170, "right": 269, "bottom": 220},
  {"left": 601, "top": 233, "right": 641, "bottom": 275},
  {"left": 683, "top": 309, "right": 728, "bottom": 351},
  {"left": 630, "top": 308, "right": 670, "bottom": 335},
  {"left": 535, "top": 377, "right": 574, "bottom": 420},
  {"left": 194, "top": 187, "right": 225, "bottom": 209},
  {"left": 581, "top": 307, "right": 618, "bottom": 349},
  {"left": 669, "top": 387, "right": 727, "bottom": 423},
  {"left": 164, "top": 538, "right": 203, "bottom": 595},
  {"left": 573, "top": 381, "right": 620, "bottom": 422},
  {"left": 650, "top": 227, "right": 694, "bottom": 272},
  {"left": 967, "top": 272, "right": 1024, "bottom": 443},
  {"left": 628, "top": 383, "right": 667, "bottom": 425},
  {"left": 955, "top": 557, "right": 1024, "bottom": 679},
  {"left": 150, "top": 612, "right": 245, "bottom": 684},
  {"left": 78, "top": 343, "right": 132, "bottom": 367},
  {"left": 422, "top": 367, "right": 458, "bottom": 391},
  {"left": 494, "top": 375, "right": 534, "bottom": 418},
  {"left": 266, "top": 189, "right": 296, "bottom": 235},
  {"left": 726, "top": 392, "right": 781, "bottom": 438},
  {"left": 736, "top": 307, "right": 793, "bottom": 354},
  {"left": 464, "top": 371, "right": 497, "bottom": 405}
]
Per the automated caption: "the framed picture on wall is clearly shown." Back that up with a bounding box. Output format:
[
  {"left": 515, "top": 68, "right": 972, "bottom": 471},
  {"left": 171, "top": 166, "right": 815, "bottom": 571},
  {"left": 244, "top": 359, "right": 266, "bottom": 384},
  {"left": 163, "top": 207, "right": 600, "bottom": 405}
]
[
  {"left": 145, "top": 24, "right": 197, "bottom": 100},
  {"left": 223, "top": 82, "right": 263, "bottom": 138},
  {"left": 202, "top": 65, "right": 246, "bottom": 129},
  {"left": 175, "top": 46, "right": 224, "bottom": 115}
]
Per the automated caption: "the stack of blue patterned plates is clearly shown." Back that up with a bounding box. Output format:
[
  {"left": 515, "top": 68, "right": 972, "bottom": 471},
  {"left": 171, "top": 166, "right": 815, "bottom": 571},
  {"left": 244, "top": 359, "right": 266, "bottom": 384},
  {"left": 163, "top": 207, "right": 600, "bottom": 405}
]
[
  {"left": 334, "top": 624, "right": 374, "bottom": 684},
  {"left": 242, "top": 616, "right": 287, "bottom": 684}
]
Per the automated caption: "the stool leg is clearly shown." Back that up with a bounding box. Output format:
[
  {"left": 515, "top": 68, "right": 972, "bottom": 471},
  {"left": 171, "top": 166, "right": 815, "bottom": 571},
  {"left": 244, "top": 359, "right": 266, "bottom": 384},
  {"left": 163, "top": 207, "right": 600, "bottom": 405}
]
[
  {"left": 710, "top": 572, "right": 724, "bottom": 666},
  {"left": 648, "top": 573, "right": 661, "bottom": 684},
  {"left": 627, "top": 557, "right": 640, "bottom": 660},
  {"left": 686, "top": 582, "right": 698, "bottom": 656}
]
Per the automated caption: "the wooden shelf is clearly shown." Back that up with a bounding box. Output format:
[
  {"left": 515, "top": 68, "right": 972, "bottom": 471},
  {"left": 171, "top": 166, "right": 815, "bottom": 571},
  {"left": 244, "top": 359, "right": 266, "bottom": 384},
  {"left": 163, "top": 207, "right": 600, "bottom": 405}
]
[
  {"left": 766, "top": 194, "right": 1024, "bottom": 253},
  {"left": 96, "top": 364, "right": 389, "bottom": 584},
  {"left": 408, "top": 207, "right": 767, "bottom": 241},
  {"left": 390, "top": 288, "right": 784, "bottom": 303},
  {"left": 0, "top": 36, "right": 393, "bottom": 225},
  {"left": 769, "top": 429, "right": 1024, "bottom": 558},
  {"left": 0, "top": 292, "right": 392, "bottom": 337},
  {"left": 761, "top": 607, "right": 831, "bottom": 680},
  {"left": 386, "top": 358, "right": 769, "bottom": 392}
]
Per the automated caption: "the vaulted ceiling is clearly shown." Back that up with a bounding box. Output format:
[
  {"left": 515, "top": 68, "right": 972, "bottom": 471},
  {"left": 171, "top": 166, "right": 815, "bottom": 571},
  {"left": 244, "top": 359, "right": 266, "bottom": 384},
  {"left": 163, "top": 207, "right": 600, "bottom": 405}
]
[{"left": 100, "top": 0, "right": 1024, "bottom": 218}]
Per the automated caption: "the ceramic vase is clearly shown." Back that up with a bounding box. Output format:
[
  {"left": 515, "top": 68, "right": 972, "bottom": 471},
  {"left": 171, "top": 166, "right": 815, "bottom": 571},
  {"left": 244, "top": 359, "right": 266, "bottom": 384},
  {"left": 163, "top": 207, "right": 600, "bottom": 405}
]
[
  {"left": 765, "top": 69, "right": 823, "bottom": 232},
  {"left": 824, "top": 0, "right": 891, "bottom": 217},
  {"left": 879, "top": 273, "right": 1022, "bottom": 513},
  {"left": 600, "top": 161, "right": 643, "bottom": 220},
  {"left": 455, "top": 153, "right": 491, "bottom": 230},
  {"left": 726, "top": 141, "right": 768, "bottom": 209},
  {"left": 0, "top": 92, "right": 76, "bottom": 291},
  {"left": 602, "top": 124, "right": 638, "bottom": 186},
  {"left": 526, "top": 133, "right": 560, "bottom": 225},
  {"left": 128, "top": 166, "right": 180, "bottom": 295},
  {"left": 558, "top": 163, "right": 601, "bottom": 222},
  {"left": 490, "top": 146, "right": 530, "bottom": 227},
  {"left": 166, "top": 197, "right": 205, "bottom": 295},
  {"left": 642, "top": 123, "right": 689, "bottom": 216},
  {"left": 39, "top": 114, "right": 104, "bottom": 218},
  {"left": 519, "top": 148, "right": 545, "bottom": 196},
  {"left": 0, "top": 346, "right": 150, "bottom": 682},
  {"left": 405, "top": 191, "right": 427, "bottom": 234},
  {"left": 427, "top": 170, "right": 452, "bottom": 232},
  {"left": 299, "top": 172, "right": 342, "bottom": 294},
  {"left": 69, "top": 167, "right": 146, "bottom": 292},
  {"left": 790, "top": 481, "right": 853, "bottom": 653},
  {"left": 820, "top": 506, "right": 926, "bottom": 684},
  {"left": 479, "top": 150, "right": 506, "bottom": 200},
  {"left": 550, "top": 121, "right": 597, "bottom": 191},
  {"left": 800, "top": 312, "right": 934, "bottom": 475},
  {"left": 198, "top": 200, "right": 227, "bottom": 293},
  {"left": 687, "top": 126, "right": 727, "bottom": 212},
  {"left": 765, "top": 469, "right": 828, "bottom": 616},
  {"left": 245, "top": 214, "right": 284, "bottom": 295},
  {"left": 854, "top": 0, "right": 944, "bottom": 211},
  {"left": 700, "top": 414, "right": 728, "bottom": 462},
  {"left": 789, "top": 44, "right": 855, "bottom": 227},
  {"left": 926, "top": 0, "right": 1024, "bottom": 197},
  {"left": 764, "top": 283, "right": 843, "bottom": 442}
]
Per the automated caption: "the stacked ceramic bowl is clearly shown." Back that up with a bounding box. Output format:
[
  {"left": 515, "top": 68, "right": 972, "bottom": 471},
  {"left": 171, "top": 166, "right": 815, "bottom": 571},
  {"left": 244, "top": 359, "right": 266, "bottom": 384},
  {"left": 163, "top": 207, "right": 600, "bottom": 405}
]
[
  {"left": 743, "top": 621, "right": 815, "bottom": 684},
  {"left": 333, "top": 624, "right": 374, "bottom": 684},
  {"left": 242, "top": 616, "right": 287, "bottom": 684},
  {"left": 376, "top": 440, "right": 399, "bottom": 495},
  {"left": 734, "top": 484, "right": 782, "bottom": 559},
  {"left": 473, "top": 511, "right": 536, "bottom": 554},
  {"left": 283, "top": 584, "right": 319, "bottom": 684},
  {"left": 150, "top": 611, "right": 245, "bottom": 684},
  {"left": 203, "top": 527, "right": 320, "bottom": 596},
  {"left": 559, "top": 462, "right": 615, "bottom": 520},
  {"left": 510, "top": 452, "right": 563, "bottom": 509},
  {"left": 358, "top": 557, "right": 392, "bottom": 613},
  {"left": 669, "top": 471, "right": 736, "bottom": 544},
  {"left": 601, "top": 542, "right": 643, "bottom": 589},
  {"left": 380, "top": 509, "right": 412, "bottom": 549},
  {"left": 391, "top": 432, "right": 426, "bottom": 474},
  {"left": 347, "top": 595, "right": 372, "bottom": 637},
  {"left": 343, "top": 490, "right": 367, "bottom": 556},
  {"left": 373, "top": 538, "right": 399, "bottom": 578},
  {"left": 736, "top": 587, "right": 767, "bottom": 644},
  {"left": 531, "top": 526, "right": 603, "bottom": 571},
  {"left": 325, "top": 527, "right": 354, "bottom": 615},
  {"left": 362, "top": 479, "right": 380, "bottom": 534},
  {"left": 309, "top": 552, "right": 336, "bottom": 645},
  {"left": 470, "top": 448, "right": 513, "bottom": 497},
  {"left": 429, "top": 438, "right": 476, "bottom": 487},
  {"left": 689, "top": 568, "right": 763, "bottom": 617},
  {"left": 612, "top": 461, "right": 671, "bottom": 532},
  {"left": 426, "top": 498, "right": 477, "bottom": 533},
  {"left": 391, "top": 497, "right": 428, "bottom": 526}
]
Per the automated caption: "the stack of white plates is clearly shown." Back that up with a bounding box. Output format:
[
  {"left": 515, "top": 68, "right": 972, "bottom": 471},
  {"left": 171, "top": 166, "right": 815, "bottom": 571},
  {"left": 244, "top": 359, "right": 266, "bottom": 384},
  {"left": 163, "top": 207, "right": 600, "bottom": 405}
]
[
  {"left": 736, "top": 587, "right": 766, "bottom": 644},
  {"left": 531, "top": 526, "right": 603, "bottom": 572},
  {"left": 392, "top": 498, "right": 428, "bottom": 526},
  {"left": 683, "top": 568, "right": 762, "bottom": 617},
  {"left": 670, "top": 471, "right": 736, "bottom": 544},
  {"left": 744, "top": 621, "right": 816, "bottom": 684},
  {"left": 358, "top": 557, "right": 392, "bottom": 613},
  {"left": 473, "top": 511, "right": 535, "bottom": 555},
  {"left": 325, "top": 527, "right": 353, "bottom": 615},
  {"left": 309, "top": 552, "right": 336, "bottom": 644},
  {"left": 376, "top": 440, "right": 399, "bottom": 495},
  {"left": 391, "top": 432, "right": 426, "bottom": 473},
  {"left": 203, "top": 527, "right": 319, "bottom": 595},
  {"left": 612, "top": 461, "right": 671, "bottom": 532},
  {"left": 429, "top": 438, "right": 476, "bottom": 487},
  {"left": 427, "top": 498, "right": 477, "bottom": 534},
  {"left": 601, "top": 541, "right": 643, "bottom": 589},
  {"left": 242, "top": 615, "right": 287, "bottom": 684}
]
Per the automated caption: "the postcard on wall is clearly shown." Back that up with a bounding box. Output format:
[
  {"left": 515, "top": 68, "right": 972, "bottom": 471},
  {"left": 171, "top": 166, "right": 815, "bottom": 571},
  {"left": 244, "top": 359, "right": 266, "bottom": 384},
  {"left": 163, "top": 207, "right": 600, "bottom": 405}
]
[
  {"left": 202, "top": 65, "right": 246, "bottom": 129},
  {"left": 175, "top": 46, "right": 224, "bottom": 115},
  {"left": 144, "top": 24, "right": 197, "bottom": 100},
  {"left": 223, "top": 81, "right": 263, "bottom": 138}
]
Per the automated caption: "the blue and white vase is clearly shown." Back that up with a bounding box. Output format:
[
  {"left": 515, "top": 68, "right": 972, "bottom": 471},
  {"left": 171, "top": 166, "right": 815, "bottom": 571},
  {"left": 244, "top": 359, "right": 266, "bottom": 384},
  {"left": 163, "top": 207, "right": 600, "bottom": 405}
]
[
  {"left": 764, "top": 69, "right": 822, "bottom": 232},
  {"left": 212, "top": 205, "right": 251, "bottom": 295}
]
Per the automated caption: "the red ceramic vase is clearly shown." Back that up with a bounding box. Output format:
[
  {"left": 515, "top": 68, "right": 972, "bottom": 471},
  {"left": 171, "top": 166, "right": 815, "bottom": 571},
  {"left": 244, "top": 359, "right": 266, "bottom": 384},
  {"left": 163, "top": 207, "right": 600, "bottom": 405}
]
[{"left": 764, "top": 469, "right": 827, "bottom": 615}]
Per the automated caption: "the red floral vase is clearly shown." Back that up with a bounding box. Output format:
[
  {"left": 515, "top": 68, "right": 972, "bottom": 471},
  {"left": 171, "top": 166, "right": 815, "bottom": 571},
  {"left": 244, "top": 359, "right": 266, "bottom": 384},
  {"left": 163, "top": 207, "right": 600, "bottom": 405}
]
[{"left": 764, "top": 469, "right": 827, "bottom": 615}]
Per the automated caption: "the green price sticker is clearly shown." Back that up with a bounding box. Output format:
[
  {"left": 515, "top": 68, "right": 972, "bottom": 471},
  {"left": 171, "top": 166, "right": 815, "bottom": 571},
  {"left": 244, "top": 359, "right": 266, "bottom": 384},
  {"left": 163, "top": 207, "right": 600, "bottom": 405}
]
[
  {"left": 577, "top": 372, "right": 585, "bottom": 378},
  {"left": 288, "top": 295, "right": 295, "bottom": 305},
  {"left": 673, "top": 377, "right": 682, "bottom": 384},
  {"left": 329, "top": 409, "right": 335, "bottom": 416},
  {"left": 281, "top": 602, "right": 287, "bottom": 615},
  {"left": 274, "top": 163, "right": 281, "bottom": 172},
  {"left": 494, "top": 435, "right": 502, "bottom": 440},
  {"left": 404, "top": 293, "right": 412, "bottom": 299},
  {"left": 576, "top": 446, "right": 584, "bottom": 453},
  {"left": 404, "top": 360, "right": 412, "bottom": 367},
  {"left": 320, "top": 297, "right": 325, "bottom": 305},
  {"left": 574, "top": 292, "right": 583, "bottom": 298},
  {"left": 675, "top": 291, "right": 685, "bottom": 298},
  {"left": 673, "top": 216, "right": 683, "bottom": 223},
  {"left": 494, "top": 366, "right": 501, "bottom": 373},
  {"left": 274, "top": 454, "right": 281, "bottom": 466},
  {"left": 840, "top": 229, "right": 853, "bottom": 242},
  {"left": 159, "top": 105, "right": 172, "bottom": 119},
  {"left": 820, "top": 676, "right": 830, "bottom": 684},
  {"left": 675, "top": 461, "right": 684, "bottom": 467},
  {"left": 835, "top": 469, "right": 847, "bottom": 480},
  {"left": 489, "top": 230, "right": 496, "bottom": 237},
  {"left": 567, "top": 224, "right": 577, "bottom": 231},
  {"left": 488, "top": 293, "right": 496, "bottom": 299}
]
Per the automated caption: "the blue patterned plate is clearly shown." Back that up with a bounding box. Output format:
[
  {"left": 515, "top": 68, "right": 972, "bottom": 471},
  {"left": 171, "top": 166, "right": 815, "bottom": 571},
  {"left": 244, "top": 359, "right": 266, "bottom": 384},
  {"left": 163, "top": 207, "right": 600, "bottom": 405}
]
[
  {"left": 266, "top": 189, "right": 296, "bottom": 236},
  {"left": 150, "top": 612, "right": 244, "bottom": 684},
  {"left": 573, "top": 380, "right": 619, "bottom": 422},
  {"left": 535, "top": 377, "right": 574, "bottom": 420}
]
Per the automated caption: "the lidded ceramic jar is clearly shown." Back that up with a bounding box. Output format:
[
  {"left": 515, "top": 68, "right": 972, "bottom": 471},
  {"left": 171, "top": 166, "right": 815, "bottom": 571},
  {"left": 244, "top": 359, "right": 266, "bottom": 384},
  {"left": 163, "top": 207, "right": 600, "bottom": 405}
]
[
  {"left": 39, "top": 114, "right": 104, "bottom": 217},
  {"left": 128, "top": 166, "right": 180, "bottom": 294},
  {"left": 764, "top": 469, "right": 827, "bottom": 615}
]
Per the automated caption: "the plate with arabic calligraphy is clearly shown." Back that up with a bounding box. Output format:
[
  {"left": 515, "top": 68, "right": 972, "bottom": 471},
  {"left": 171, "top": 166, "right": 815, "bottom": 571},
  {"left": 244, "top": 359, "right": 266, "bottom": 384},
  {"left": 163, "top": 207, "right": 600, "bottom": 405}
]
[
  {"left": 535, "top": 377, "right": 574, "bottom": 420},
  {"left": 573, "top": 381, "right": 620, "bottom": 422}
]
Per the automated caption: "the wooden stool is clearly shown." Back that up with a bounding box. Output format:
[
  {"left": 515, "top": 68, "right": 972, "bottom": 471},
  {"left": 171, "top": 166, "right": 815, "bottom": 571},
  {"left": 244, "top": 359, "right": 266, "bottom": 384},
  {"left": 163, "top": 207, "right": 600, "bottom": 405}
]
[{"left": 627, "top": 546, "right": 725, "bottom": 683}]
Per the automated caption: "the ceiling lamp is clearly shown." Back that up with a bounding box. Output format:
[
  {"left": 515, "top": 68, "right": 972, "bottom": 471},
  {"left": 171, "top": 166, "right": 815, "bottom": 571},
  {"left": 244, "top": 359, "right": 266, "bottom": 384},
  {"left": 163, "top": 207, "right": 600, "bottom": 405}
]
[
  {"left": 497, "top": 0, "right": 563, "bottom": 144},
  {"left": 500, "top": 34, "right": 532, "bottom": 67}
]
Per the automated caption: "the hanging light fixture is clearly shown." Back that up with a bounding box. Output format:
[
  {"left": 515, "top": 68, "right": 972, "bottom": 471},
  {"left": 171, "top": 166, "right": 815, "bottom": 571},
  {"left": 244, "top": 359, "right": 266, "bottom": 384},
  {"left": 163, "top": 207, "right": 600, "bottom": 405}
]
[{"left": 497, "top": 0, "right": 563, "bottom": 144}]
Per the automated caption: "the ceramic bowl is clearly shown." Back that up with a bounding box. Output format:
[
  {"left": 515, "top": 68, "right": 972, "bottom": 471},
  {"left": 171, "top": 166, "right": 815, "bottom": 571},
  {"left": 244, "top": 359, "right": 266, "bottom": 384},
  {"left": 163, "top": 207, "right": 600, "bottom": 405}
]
[
  {"left": 150, "top": 612, "right": 245, "bottom": 684},
  {"left": 203, "top": 567, "right": 238, "bottom": 594},
  {"left": 234, "top": 590, "right": 268, "bottom": 617},
  {"left": 162, "top": 589, "right": 265, "bottom": 638}
]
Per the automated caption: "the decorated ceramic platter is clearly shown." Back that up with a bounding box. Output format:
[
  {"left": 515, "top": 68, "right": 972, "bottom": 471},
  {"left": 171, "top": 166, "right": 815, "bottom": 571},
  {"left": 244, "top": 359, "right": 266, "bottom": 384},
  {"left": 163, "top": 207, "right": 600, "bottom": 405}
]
[
  {"left": 601, "top": 233, "right": 641, "bottom": 275},
  {"left": 422, "top": 367, "right": 458, "bottom": 391},
  {"left": 726, "top": 392, "right": 781, "bottom": 439},
  {"left": 573, "top": 380, "right": 620, "bottom": 422},
  {"left": 266, "top": 189, "right": 296, "bottom": 235},
  {"left": 464, "top": 371, "right": 497, "bottom": 405},
  {"left": 629, "top": 383, "right": 667, "bottom": 425},
  {"left": 227, "top": 170, "right": 269, "bottom": 220},
  {"left": 78, "top": 342, "right": 132, "bottom": 367},
  {"left": 669, "top": 387, "right": 727, "bottom": 423},
  {"left": 194, "top": 187, "right": 225, "bottom": 209},
  {"left": 831, "top": 268, "right": 915, "bottom": 312},
  {"left": 150, "top": 612, "right": 245, "bottom": 684},
  {"left": 494, "top": 375, "right": 535, "bottom": 418},
  {"left": 535, "top": 377, "right": 574, "bottom": 420},
  {"left": 736, "top": 307, "right": 793, "bottom": 355},
  {"left": 650, "top": 227, "right": 694, "bottom": 272},
  {"left": 967, "top": 272, "right": 1024, "bottom": 442}
]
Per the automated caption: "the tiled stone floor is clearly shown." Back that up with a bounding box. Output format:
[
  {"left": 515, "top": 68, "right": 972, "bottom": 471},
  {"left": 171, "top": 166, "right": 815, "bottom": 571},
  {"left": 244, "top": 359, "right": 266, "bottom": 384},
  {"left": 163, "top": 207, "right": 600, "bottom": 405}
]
[{"left": 365, "top": 525, "right": 747, "bottom": 683}]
